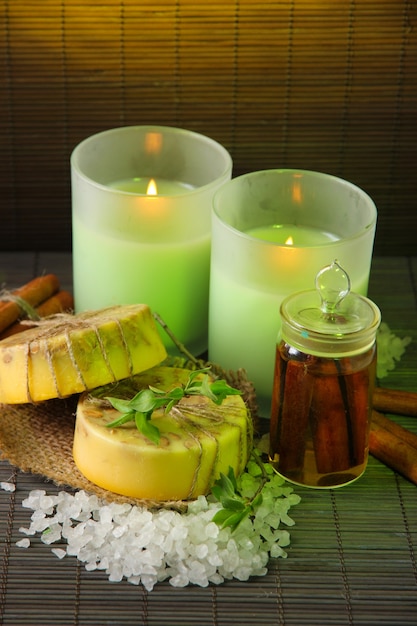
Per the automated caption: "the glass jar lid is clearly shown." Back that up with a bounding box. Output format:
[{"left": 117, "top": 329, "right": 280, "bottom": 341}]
[{"left": 280, "top": 260, "right": 381, "bottom": 356}]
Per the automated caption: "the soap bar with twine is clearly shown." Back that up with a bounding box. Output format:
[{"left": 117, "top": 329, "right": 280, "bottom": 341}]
[{"left": 0, "top": 304, "right": 167, "bottom": 404}]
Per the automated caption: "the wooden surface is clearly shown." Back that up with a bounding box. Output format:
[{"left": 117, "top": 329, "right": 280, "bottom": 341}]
[{"left": 0, "top": 252, "right": 417, "bottom": 626}]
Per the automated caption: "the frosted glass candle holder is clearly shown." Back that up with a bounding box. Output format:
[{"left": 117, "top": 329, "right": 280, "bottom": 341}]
[
  {"left": 208, "top": 169, "right": 377, "bottom": 416},
  {"left": 71, "top": 125, "right": 232, "bottom": 355}
]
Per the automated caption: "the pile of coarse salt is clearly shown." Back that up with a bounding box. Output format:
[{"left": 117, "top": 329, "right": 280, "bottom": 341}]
[
  {"left": 376, "top": 322, "right": 412, "bottom": 379},
  {"left": 13, "top": 473, "right": 300, "bottom": 591}
]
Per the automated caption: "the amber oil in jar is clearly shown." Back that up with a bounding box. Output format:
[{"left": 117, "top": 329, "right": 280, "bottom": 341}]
[
  {"left": 269, "top": 261, "right": 381, "bottom": 488},
  {"left": 270, "top": 342, "right": 377, "bottom": 488}
]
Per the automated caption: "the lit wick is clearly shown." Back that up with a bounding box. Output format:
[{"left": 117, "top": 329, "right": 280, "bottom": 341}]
[{"left": 146, "top": 178, "right": 157, "bottom": 195}]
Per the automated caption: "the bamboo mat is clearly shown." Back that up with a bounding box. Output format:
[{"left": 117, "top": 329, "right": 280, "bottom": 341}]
[
  {"left": 1, "top": 1, "right": 417, "bottom": 256},
  {"left": 1, "top": 253, "right": 417, "bottom": 626}
]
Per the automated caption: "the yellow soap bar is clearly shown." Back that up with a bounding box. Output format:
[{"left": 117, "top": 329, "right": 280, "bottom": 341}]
[
  {"left": 73, "top": 367, "right": 253, "bottom": 501},
  {"left": 0, "top": 305, "right": 167, "bottom": 403}
]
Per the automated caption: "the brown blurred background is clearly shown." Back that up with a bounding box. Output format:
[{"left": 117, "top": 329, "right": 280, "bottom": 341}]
[{"left": 1, "top": 0, "right": 416, "bottom": 255}]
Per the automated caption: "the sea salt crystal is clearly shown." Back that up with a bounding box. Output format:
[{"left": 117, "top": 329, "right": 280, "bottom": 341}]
[
  {"left": 51, "top": 548, "right": 66, "bottom": 559},
  {"left": 270, "top": 543, "right": 286, "bottom": 558},
  {"left": 1, "top": 481, "right": 16, "bottom": 492},
  {"left": 42, "top": 523, "right": 63, "bottom": 544},
  {"left": 39, "top": 494, "right": 55, "bottom": 513},
  {"left": 22, "top": 489, "right": 45, "bottom": 508},
  {"left": 98, "top": 505, "right": 113, "bottom": 525},
  {"left": 170, "top": 573, "right": 189, "bottom": 588},
  {"left": 141, "top": 574, "right": 159, "bottom": 592},
  {"left": 30, "top": 513, "right": 52, "bottom": 533},
  {"left": 376, "top": 322, "right": 411, "bottom": 378},
  {"left": 205, "top": 522, "right": 220, "bottom": 539},
  {"left": 194, "top": 543, "right": 209, "bottom": 559},
  {"left": 112, "top": 524, "right": 127, "bottom": 538},
  {"left": 17, "top": 461, "right": 300, "bottom": 591},
  {"left": 108, "top": 563, "right": 123, "bottom": 582},
  {"left": 171, "top": 524, "right": 188, "bottom": 541},
  {"left": 234, "top": 565, "right": 253, "bottom": 581}
]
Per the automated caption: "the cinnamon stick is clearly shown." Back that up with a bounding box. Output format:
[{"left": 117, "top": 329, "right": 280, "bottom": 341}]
[
  {"left": 342, "top": 366, "right": 375, "bottom": 467},
  {"left": 273, "top": 356, "right": 313, "bottom": 474},
  {"left": 35, "top": 290, "right": 74, "bottom": 316},
  {"left": 371, "top": 410, "right": 417, "bottom": 450},
  {"left": 0, "top": 290, "right": 74, "bottom": 339},
  {"left": 373, "top": 387, "right": 417, "bottom": 418},
  {"left": 369, "top": 410, "right": 417, "bottom": 485},
  {"left": 0, "top": 274, "right": 60, "bottom": 333},
  {"left": 309, "top": 360, "right": 352, "bottom": 474}
]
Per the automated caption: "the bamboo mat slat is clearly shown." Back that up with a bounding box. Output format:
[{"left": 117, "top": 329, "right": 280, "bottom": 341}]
[
  {"left": 0, "top": 252, "right": 417, "bottom": 625},
  {"left": 1, "top": 0, "right": 417, "bottom": 254}
]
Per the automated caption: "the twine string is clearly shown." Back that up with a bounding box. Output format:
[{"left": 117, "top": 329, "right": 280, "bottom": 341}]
[
  {"left": 13, "top": 307, "right": 136, "bottom": 402},
  {"left": 0, "top": 291, "right": 41, "bottom": 321}
]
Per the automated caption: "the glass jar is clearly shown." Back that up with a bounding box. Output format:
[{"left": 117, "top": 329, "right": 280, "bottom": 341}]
[{"left": 269, "top": 261, "right": 381, "bottom": 488}]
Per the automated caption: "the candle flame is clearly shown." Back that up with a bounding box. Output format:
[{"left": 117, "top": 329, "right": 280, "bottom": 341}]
[
  {"left": 285, "top": 236, "right": 294, "bottom": 246},
  {"left": 146, "top": 178, "right": 158, "bottom": 195}
]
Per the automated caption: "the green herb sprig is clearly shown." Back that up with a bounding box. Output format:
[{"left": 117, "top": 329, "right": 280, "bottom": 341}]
[
  {"left": 211, "top": 451, "right": 270, "bottom": 532},
  {"left": 105, "top": 368, "right": 241, "bottom": 445}
]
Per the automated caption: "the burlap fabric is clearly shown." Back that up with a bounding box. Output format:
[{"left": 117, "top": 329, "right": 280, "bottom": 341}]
[{"left": 0, "top": 360, "right": 258, "bottom": 511}]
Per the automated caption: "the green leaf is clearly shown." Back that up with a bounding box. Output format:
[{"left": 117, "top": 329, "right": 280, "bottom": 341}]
[
  {"left": 211, "top": 454, "right": 273, "bottom": 533},
  {"left": 105, "top": 396, "right": 132, "bottom": 413},
  {"left": 134, "top": 412, "right": 160, "bottom": 445},
  {"left": 209, "top": 380, "right": 242, "bottom": 404},
  {"left": 215, "top": 508, "right": 249, "bottom": 531},
  {"left": 187, "top": 368, "right": 211, "bottom": 385},
  {"left": 199, "top": 375, "right": 218, "bottom": 403},
  {"left": 221, "top": 497, "right": 246, "bottom": 511},
  {"left": 166, "top": 387, "right": 185, "bottom": 402},
  {"left": 211, "top": 508, "right": 236, "bottom": 526},
  {"left": 251, "top": 492, "right": 263, "bottom": 509},
  {"left": 103, "top": 367, "right": 241, "bottom": 446},
  {"left": 229, "top": 507, "right": 251, "bottom": 530},
  {"left": 106, "top": 411, "right": 135, "bottom": 428},
  {"left": 215, "top": 472, "right": 237, "bottom": 499},
  {"left": 211, "top": 467, "right": 241, "bottom": 507},
  {"left": 148, "top": 385, "right": 168, "bottom": 396},
  {"left": 210, "top": 484, "right": 224, "bottom": 502},
  {"left": 128, "top": 389, "right": 158, "bottom": 413},
  {"left": 226, "top": 466, "right": 238, "bottom": 492}
]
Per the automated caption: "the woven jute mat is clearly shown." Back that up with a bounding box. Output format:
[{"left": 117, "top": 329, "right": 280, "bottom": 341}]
[{"left": 0, "top": 359, "right": 258, "bottom": 511}]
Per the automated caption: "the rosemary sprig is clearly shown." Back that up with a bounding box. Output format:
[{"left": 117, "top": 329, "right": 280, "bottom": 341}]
[{"left": 105, "top": 368, "right": 241, "bottom": 445}]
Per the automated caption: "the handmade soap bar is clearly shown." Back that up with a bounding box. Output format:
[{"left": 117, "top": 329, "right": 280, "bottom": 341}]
[
  {"left": 73, "top": 366, "right": 253, "bottom": 501},
  {"left": 0, "top": 305, "right": 167, "bottom": 403}
]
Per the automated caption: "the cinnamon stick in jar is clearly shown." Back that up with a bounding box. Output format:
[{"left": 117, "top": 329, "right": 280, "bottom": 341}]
[
  {"left": 309, "top": 359, "right": 353, "bottom": 474},
  {"left": 270, "top": 349, "right": 314, "bottom": 475},
  {"left": 341, "top": 353, "right": 377, "bottom": 467}
]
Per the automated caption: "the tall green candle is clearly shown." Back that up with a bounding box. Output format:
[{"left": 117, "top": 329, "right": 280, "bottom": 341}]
[{"left": 71, "top": 126, "right": 232, "bottom": 356}]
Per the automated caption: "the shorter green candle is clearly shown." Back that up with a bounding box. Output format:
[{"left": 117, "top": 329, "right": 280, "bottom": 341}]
[{"left": 246, "top": 224, "right": 339, "bottom": 246}]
